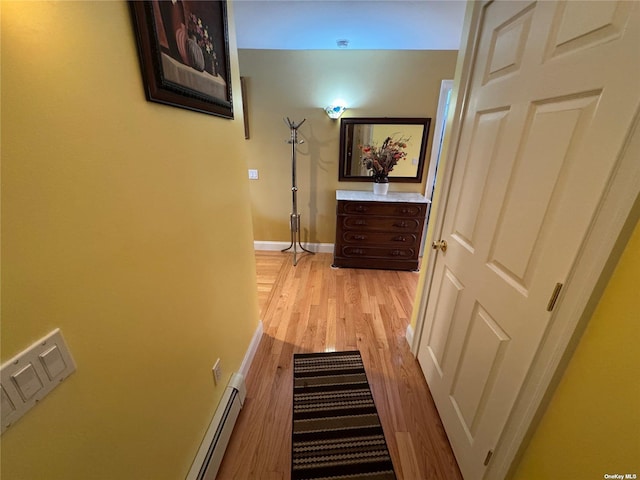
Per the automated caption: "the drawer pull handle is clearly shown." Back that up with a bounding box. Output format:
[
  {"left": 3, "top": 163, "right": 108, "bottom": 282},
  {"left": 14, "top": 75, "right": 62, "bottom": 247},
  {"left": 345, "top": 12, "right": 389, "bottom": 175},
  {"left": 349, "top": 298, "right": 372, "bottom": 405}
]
[
  {"left": 353, "top": 235, "right": 366, "bottom": 241},
  {"left": 400, "top": 208, "right": 412, "bottom": 214},
  {"left": 393, "top": 236, "right": 407, "bottom": 242},
  {"left": 352, "top": 248, "right": 365, "bottom": 255},
  {"left": 393, "top": 221, "right": 409, "bottom": 228},
  {"left": 355, "top": 220, "right": 367, "bottom": 226},
  {"left": 355, "top": 206, "right": 368, "bottom": 212},
  {"left": 390, "top": 250, "right": 403, "bottom": 257}
]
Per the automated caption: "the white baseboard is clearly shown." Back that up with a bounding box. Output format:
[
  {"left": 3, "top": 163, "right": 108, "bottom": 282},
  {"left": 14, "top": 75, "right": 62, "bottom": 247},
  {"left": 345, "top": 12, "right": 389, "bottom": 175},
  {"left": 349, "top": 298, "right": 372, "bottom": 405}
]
[
  {"left": 405, "top": 324, "right": 414, "bottom": 349},
  {"left": 254, "top": 241, "right": 334, "bottom": 254},
  {"left": 239, "top": 320, "right": 263, "bottom": 379}
]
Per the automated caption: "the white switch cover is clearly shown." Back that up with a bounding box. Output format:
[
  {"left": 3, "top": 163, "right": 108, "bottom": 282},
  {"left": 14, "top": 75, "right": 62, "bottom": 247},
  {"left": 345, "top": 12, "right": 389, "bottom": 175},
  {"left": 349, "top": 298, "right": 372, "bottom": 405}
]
[
  {"left": 1, "top": 329, "right": 76, "bottom": 434},
  {"left": 1, "top": 386, "right": 15, "bottom": 416},
  {"left": 39, "top": 346, "right": 67, "bottom": 380},
  {"left": 248, "top": 169, "right": 259, "bottom": 180},
  {"left": 12, "top": 364, "right": 43, "bottom": 401}
]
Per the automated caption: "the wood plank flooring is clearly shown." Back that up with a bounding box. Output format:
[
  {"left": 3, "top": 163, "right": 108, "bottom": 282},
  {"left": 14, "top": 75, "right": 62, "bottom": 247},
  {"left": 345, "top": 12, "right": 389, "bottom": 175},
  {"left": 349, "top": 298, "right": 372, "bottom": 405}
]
[{"left": 216, "top": 251, "right": 462, "bottom": 480}]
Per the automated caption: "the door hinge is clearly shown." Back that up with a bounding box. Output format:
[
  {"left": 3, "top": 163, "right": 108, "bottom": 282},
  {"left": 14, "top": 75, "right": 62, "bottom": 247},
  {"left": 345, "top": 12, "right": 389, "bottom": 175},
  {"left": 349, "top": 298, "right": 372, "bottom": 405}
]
[
  {"left": 484, "top": 449, "right": 494, "bottom": 466},
  {"left": 546, "top": 282, "right": 563, "bottom": 312}
]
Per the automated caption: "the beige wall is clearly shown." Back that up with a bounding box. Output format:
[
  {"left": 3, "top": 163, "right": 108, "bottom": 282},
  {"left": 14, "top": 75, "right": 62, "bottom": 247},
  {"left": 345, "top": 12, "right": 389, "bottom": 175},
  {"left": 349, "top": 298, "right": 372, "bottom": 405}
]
[
  {"left": 1, "top": 2, "right": 259, "bottom": 479},
  {"left": 239, "top": 49, "right": 458, "bottom": 244}
]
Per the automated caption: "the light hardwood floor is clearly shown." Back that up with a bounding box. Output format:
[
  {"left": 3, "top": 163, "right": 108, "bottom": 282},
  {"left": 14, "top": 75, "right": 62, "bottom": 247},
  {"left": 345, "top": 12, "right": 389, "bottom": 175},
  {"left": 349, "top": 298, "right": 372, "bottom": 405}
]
[{"left": 216, "top": 251, "right": 463, "bottom": 480}]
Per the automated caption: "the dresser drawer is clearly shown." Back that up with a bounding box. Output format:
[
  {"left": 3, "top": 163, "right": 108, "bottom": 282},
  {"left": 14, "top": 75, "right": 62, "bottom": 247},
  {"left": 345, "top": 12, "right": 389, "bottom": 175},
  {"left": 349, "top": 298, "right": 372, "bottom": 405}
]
[
  {"left": 338, "top": 201, "right": 426, "bottom": 218},
  {"left": 339, "top": 245, "right": 417, "bottom": 259},
  {"left": 341, "top": 231, "right": 420, "bottom": 247},
  {"left": 340, "top": 215, "right": 423, "bottom": 233}
]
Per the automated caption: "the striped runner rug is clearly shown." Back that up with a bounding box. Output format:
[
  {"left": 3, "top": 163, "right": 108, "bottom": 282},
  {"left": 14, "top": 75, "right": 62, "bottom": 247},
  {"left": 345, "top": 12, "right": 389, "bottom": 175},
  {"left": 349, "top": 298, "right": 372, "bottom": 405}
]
[{"left": 292, "top": 351, "right": 397, "bottom": 480}]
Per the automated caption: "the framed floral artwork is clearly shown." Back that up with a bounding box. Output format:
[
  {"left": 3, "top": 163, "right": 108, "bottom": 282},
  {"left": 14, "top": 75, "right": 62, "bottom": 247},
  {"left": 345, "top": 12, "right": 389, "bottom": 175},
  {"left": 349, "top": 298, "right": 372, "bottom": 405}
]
[{"left": 130, "top": 0, "right": 233, "bottom": 119}]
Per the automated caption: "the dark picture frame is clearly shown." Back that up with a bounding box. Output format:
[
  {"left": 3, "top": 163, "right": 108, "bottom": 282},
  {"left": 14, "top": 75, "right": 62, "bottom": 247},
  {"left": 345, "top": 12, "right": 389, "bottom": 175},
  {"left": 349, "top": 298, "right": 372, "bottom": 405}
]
[{"left": 130, "top": 0, "right": 233, "bottom": 119}]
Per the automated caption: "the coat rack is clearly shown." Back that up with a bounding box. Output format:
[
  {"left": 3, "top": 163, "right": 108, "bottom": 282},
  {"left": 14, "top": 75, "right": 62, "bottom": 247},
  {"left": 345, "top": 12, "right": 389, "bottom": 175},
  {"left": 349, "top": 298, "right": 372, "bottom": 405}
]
[{"left": 281, "top": 117, "right": 314, "bottom": 266}]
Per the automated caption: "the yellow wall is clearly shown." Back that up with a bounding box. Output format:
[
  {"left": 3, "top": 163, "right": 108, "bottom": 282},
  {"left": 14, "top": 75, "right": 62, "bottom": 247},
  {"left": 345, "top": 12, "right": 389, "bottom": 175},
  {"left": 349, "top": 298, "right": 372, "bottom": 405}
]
[
  {"left": 1, "top": 2, "right": 259, "bottom": 479},
  {"left": 511, "top": 220, "right": 640, "bottom": 478},
  {"left": 238, "top": 49, "right": 458, "bottom": 244}
]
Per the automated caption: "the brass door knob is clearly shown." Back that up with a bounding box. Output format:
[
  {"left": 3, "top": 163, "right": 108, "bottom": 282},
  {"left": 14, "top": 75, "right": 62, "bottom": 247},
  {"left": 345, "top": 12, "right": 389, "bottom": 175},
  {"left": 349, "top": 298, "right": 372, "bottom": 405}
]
[{"left": 431, "top": 240, "right": 447, "bottom": 252}]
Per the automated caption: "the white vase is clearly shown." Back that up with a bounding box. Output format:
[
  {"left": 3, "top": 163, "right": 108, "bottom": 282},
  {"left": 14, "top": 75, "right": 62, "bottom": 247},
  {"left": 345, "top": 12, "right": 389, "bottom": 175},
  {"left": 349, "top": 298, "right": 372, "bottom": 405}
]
[{"left": 373, "top": 182, "right": 389, "bottom": 195}]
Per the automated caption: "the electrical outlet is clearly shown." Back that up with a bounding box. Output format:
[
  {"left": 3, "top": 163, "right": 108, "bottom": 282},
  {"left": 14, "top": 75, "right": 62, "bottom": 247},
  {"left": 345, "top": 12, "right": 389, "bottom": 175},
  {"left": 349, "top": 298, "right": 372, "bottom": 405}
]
[
  {"left": 212, "top": 358, "right": 222, "bottom": 385},
  {"left": 248, "top": 169, "right": 259, "bottom": 180}
]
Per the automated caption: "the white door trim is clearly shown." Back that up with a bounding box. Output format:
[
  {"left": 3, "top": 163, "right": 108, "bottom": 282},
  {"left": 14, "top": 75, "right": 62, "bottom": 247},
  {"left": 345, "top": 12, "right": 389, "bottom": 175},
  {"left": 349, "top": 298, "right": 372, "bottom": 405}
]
[
  {"left": 419, "top": 79, "right": 454, "bottom": 256},
  {"left": 412, "top": 2, "right": 640, "bottom": 478},
  {"left": 423, "top": 79, "right": 454, "bottom": 201}
]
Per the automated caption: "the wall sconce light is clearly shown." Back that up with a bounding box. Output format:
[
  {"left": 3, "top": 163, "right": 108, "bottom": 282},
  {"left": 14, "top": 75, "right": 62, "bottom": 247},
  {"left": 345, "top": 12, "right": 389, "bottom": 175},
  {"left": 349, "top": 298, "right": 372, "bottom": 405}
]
[{"left": 324, "top": 104, "right": 347, "bottom": 119}]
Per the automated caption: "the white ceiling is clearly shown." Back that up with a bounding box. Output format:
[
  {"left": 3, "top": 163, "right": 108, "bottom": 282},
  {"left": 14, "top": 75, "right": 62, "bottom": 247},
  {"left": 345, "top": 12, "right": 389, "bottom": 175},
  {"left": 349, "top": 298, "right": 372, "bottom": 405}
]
[{"left": 233, "top": 0, "right": 467, "bottom": 50}]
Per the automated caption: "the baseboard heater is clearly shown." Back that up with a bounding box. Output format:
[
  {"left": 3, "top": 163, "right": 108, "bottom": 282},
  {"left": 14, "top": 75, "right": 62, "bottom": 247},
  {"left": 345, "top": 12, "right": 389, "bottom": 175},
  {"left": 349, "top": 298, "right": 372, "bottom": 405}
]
[{"left": 186, "top": 373, "right": 247, "bottom": 480}]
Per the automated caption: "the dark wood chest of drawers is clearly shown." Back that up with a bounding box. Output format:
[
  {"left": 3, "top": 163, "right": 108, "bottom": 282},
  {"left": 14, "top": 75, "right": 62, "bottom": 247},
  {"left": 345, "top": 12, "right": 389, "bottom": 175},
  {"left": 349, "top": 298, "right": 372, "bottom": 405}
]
[{"left": 333, "top": 193, "right": 428, "bottom": 271}]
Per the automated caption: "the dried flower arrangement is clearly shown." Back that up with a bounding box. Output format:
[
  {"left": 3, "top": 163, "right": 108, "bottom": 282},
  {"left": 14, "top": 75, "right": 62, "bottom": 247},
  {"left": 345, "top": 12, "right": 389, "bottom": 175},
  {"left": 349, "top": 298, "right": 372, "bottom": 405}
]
[{"left": 359, "top": 136, "right": 410, "bottom": 182}]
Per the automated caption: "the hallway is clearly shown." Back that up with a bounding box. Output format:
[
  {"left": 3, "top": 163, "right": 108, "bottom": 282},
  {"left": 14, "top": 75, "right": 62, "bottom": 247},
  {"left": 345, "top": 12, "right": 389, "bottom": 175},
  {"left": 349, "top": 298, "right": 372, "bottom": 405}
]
[{"left": 216, "top": 251, "right": 462, "bottom": 479}]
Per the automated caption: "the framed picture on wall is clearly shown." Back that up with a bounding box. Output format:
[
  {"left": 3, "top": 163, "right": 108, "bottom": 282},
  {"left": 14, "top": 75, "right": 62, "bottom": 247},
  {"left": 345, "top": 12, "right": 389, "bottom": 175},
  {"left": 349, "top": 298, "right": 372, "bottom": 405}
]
[{"left": 130, "top": 0, "right": 233, "bottom": 119}]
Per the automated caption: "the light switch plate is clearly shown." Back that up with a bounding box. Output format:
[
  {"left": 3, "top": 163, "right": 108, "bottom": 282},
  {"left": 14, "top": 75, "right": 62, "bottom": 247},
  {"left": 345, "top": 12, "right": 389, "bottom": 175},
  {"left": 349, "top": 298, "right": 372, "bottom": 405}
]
[{"left": 1, "top": 329, "right": 76, "bottom": 434}]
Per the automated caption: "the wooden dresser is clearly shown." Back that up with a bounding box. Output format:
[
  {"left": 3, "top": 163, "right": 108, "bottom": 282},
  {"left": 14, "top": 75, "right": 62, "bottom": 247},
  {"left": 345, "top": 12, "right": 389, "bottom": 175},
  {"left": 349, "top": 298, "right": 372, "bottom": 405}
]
[{"left": 332, "top": 190, "right": 430, "bottom": 271}]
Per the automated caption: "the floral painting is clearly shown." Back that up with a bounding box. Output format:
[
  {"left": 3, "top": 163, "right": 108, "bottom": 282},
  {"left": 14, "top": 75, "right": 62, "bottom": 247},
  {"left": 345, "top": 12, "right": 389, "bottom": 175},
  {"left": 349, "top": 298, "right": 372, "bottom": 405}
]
[{"left": 130, "top": 0, "right": 233, "bottom": 119}]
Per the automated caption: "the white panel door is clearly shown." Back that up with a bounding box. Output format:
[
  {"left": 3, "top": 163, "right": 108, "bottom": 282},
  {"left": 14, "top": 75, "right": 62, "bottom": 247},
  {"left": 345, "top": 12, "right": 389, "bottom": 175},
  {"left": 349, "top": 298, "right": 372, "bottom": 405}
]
[{"left": 417, "top": 2, "right": 640, "bottom": 479}]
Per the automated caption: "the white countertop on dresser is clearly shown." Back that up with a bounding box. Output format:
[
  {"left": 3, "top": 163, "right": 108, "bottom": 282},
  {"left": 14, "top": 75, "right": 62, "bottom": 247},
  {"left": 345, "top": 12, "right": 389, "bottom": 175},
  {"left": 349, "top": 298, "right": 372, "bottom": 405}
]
[{"left": 336, "top": 189, "right": 430, "bottom": 203}]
